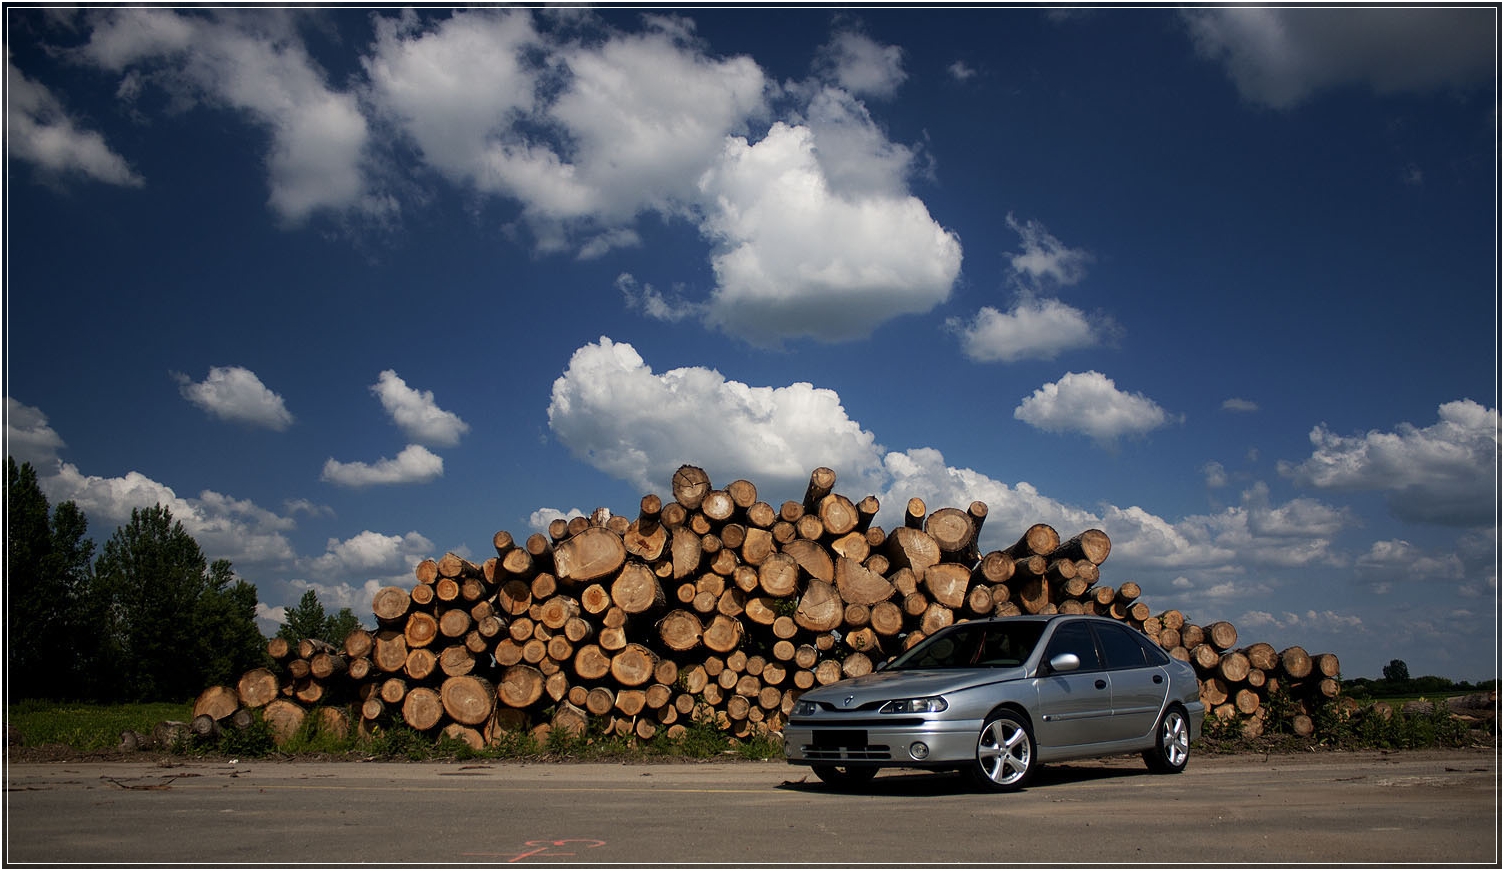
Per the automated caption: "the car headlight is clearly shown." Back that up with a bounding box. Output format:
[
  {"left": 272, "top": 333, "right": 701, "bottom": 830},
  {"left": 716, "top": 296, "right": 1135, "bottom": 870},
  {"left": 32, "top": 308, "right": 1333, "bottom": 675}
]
[
  {"left": 794, "top": 700, "right": 818, "bottom": 716},
  {"left": 879, "top": 697, "right": 948, "bottom": 714}
]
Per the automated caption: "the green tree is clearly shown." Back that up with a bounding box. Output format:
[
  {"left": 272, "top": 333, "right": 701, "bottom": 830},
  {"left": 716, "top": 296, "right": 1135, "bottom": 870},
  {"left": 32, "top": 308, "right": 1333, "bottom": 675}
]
[
  {"left": 1383, "top": 659, "right": 1411, "bottom": 683},
  {"left": 6, "top": 458, "right": 98, "bottom": 699},
  {"left": 278, "top": 588, "right": 363, "bottom": 645},
  {"left": 278, "top": 589, "right": 328, "bottom": 643},
  {"left": 92, "top": 504, "right": 265, "bottom": 701},
  {"left": 326, "top": 607, "right": 362, "bottom": 646},
  {"left": 194, "top": 559, "right": 271, "bottom": 688}
]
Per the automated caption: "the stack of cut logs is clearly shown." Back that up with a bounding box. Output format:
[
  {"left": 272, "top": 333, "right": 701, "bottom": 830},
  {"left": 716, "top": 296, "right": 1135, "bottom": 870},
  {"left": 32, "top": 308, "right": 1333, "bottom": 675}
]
[{"left": 191, "top": 465, "right": 1344, "bottom": 749}]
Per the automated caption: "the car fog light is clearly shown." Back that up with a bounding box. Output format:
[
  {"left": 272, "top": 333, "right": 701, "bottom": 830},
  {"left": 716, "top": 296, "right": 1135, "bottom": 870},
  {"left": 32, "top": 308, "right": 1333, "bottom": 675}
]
[{"left": 909, "top": 742, "right": 930, "bottom": 760}]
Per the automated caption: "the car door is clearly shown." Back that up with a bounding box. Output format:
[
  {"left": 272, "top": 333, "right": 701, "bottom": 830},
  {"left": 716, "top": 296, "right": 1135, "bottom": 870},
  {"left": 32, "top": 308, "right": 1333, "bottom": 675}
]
[
  {"left": 1092, "top": 621, "right": 1170, "bottom": 742},
  {"left": 1032, "top": 621, "right": 1112, "bottom": 750}
]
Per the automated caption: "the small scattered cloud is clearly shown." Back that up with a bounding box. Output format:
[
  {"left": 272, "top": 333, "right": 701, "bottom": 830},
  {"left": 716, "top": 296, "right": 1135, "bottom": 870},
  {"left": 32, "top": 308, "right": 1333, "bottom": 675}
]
[
  {"left": 948, "top": 297, "right": 1111, "bottom": 363},
  {"left": 1183, "top": 7, "right": 1494, "bottom": 109},
  {"left": 618, "top": 273, "right": 701, "bottom": 323},
  {"left": 321, "top": 444, "right": 444, "bottom": 487},
  {"left": 814, "top": 28, "right": 907, "bottom": 99},
  {"left": 1222, "top": 397, "right": 1259, "bottom": 413},
  {"left": 947, "top": 60, "right": 977, "bottom": 82},
  {"left": 1279, "top": 399, "right": 1498, "bottom": 527},
  {"left": 1014, "top": 370, "right": 1179, "bottom": 443},
  {"left": 529, "top": 507, "right": 586, "bottom": 533},
  {"left": 1202, "top": 461, "right": 1228, "bottom": 488},
  {"left": 78, "top": 8, "right": 369, "bottom": 224},
  {"left": 303, "top": 529, "right": 434, "bottom": 577},
  {"left": 174, "top": 365, "right": 294, "bottom": 430},
  {"left": 5, "top": 398, "right": 67, "bottom": 467},
  {"left": 950, "top": 216, "right": 1109, "bottom": 364},
  {"left": 7, "top": 56, "right": 144, "bottom": 187},
  {"left": 1006, "top": 213, "right": 1093, "bottom": 291},
  {"left": 46, "top": 462, "right": 297, "bottom": 565},
  {"left": 370, "top": 370, "right": 468, "bottom": 447}
]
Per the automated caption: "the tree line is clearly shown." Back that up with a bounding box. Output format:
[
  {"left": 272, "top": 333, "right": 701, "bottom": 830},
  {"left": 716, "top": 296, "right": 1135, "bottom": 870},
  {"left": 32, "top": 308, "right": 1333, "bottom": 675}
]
[
  {"left": 1341, "top": 658, "right": 1497, "bottom": 700},
  {"left": 7, "top": 458, "right": 358, "bottom": 703}
]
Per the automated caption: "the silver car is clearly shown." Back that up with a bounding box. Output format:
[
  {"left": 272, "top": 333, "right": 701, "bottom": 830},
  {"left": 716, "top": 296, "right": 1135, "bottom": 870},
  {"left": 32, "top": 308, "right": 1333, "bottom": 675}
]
[{"left": 784, "top": 614, "right": 1205, "bottom": 791}]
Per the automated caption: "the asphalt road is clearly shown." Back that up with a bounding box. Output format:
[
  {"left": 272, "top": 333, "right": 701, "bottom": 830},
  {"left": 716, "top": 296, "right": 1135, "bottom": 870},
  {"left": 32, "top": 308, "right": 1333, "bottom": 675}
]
[{"left": 4, "top": 748, "right": 1498, "bottom": 866}]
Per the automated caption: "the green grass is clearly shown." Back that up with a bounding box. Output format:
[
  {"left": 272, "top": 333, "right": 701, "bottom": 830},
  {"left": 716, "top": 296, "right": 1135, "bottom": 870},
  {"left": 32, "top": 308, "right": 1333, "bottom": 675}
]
[
  {"left": 6, "top": 700, "right": 785, "bottom": 762},
  {"left": 7, "top": 699, "right": 193, "bottom": 751}
]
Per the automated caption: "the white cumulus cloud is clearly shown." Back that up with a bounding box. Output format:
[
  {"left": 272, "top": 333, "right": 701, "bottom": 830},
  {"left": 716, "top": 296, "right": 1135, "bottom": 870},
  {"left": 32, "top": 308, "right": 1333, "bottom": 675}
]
[
  {"left": 5, "top": 398, "right": 68, "bottom": 467},
  {"left": 7, "top": 55, "right": 143, "bottom": 186},
  {"left": 814, "top": 29, "right": 907, "bottom": 99},
  {"left": 321, "top": 444, "right": 444, "bottom": 487},
  {"left": 1279, "top": 399, "right": 1498, "bottom": 527},
  {"left": 79, "top": 8, "right": 370, "bottom": 224},
  {"left": 950, "top": 297, "right": 1107, "bottom": 363},
  {"left": 370, "top": 370, "right": 468, "bottom": 447},
  {"left": 174, "top": 365, "right": 294, "bottom": 430},
  {"left": 547, "top": 336, "right": 885, "bottom": 497},
  {"left": 697, "top": 122, "right": 961, "bottom": 345},
  {"left": 1014, "top": 371, "right": 1178, "bottom": 443}
]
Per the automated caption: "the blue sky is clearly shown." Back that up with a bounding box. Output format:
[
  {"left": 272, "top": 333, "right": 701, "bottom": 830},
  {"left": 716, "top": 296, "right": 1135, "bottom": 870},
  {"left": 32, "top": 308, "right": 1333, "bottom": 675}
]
[{"left": 5, "top": 6, "right": 1498, "bottom": 681}]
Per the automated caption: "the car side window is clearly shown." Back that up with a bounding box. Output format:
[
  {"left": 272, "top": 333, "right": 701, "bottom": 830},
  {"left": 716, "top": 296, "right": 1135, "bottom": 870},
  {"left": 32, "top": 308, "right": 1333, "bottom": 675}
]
[
  {"left": 1095, "top": 622, "right": 1151, "bottom": 669},
  {"left": 1043, "top": 622, "right": 1102, "bottom": 671}
]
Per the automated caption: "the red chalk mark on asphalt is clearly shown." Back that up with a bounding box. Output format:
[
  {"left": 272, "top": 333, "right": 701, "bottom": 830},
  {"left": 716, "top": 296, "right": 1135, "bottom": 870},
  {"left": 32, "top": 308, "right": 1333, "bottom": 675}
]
[{"left": 462, "top": 838, "right": 607, "bottom": 862}]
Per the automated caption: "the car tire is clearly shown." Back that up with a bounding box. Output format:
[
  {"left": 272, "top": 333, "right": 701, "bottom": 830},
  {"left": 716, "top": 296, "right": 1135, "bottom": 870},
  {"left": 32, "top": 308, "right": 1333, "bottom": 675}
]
[
  {"left": 967, "top": 709, "right": 1036, "bottom": 792},
  {"left": 810, "top": 765, "right": 879, "bottom": 789},
  {"left": 1143, "top": 704, "right": 1190, "bottom": 774}
]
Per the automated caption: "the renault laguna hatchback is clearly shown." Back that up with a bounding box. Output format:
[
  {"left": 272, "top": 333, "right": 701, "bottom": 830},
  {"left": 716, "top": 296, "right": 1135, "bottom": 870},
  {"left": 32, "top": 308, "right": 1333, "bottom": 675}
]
[{"left": 784, "top": 614, "right": 1205, "bottom": 791}]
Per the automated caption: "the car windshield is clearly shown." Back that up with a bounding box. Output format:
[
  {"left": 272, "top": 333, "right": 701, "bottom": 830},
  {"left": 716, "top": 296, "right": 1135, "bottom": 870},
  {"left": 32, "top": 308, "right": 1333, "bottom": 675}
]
[{"left": 886, "top": 622, "right": 1046, "bottom": 670}]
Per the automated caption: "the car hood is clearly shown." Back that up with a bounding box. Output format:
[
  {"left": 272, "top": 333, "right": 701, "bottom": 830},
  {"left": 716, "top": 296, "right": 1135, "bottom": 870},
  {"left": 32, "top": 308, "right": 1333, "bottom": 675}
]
[{"left": 801, "top": 666, "right": 1027, "bottom": 707}]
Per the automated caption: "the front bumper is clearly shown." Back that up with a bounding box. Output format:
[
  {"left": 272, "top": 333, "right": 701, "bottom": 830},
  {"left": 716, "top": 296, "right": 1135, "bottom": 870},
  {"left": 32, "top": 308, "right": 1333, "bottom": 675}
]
[{"left": 782, "top": 717, "right": 982, "bottom": 767}]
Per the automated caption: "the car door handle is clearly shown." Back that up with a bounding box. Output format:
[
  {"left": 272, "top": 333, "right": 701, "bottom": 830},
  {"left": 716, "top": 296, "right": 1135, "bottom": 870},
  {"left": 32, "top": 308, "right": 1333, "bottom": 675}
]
[{"left": 1094, "top": 679, "right": 1107, "bottom": 690}]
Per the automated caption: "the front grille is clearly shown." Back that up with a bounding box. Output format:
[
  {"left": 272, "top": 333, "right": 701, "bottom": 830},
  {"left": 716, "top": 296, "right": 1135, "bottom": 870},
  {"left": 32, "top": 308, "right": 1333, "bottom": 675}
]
[
  {"left": 788, "top": 716, "right": 926, "bottom": 728},
  {"left": 801, "top": 745, "right": 892, "bottom": 761}
]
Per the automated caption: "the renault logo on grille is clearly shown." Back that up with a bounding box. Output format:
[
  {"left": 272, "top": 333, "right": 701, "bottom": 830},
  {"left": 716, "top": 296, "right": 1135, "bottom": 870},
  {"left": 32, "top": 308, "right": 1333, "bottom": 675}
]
[{"left": 843, "top": 694, "right": 855, "bottom": 707}]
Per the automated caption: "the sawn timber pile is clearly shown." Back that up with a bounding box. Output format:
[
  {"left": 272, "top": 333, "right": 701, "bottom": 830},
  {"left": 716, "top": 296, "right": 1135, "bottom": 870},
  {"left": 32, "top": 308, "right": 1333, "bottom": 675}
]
[{"left": 198, "top": 465, "right": 1346, "bottom": 749}]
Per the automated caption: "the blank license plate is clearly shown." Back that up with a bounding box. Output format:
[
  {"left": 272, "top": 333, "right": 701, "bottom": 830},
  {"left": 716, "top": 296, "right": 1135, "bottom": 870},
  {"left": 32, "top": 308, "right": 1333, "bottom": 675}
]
[{"left": 813, "top": 729, "right": 868, "bottom": 748}]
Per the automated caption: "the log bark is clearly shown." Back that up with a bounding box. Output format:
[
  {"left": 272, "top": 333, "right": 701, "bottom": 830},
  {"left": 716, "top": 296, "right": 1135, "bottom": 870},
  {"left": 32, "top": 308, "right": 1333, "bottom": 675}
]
[
  {"left": 610, "top": 643, "right": 659, "bottom": 687},
  {"left": 657, "top": 609, "right": 703, "bottom": 652},
  {"left": 922, "top": 562, "right": 972, "bottom": 609},
  {"left": 924, "top": 507, "right": 976, "bottom": 557},
  {"left": 884, "top": 527, "right": 941, "bottom": 579},
  {"left": 553, "top": 527, "right": 627, "bottom": 582},
  {"left": 702, "top": 614, "right": 745, "bottom": 654},
  {"left": 498, "top": 665, "right": 545, "bottom": 709},
  {"left": 372, "top": 586, "right": 410, "bottom": 625},
  {"left": 802, "top": 467, "right": 837, "bottom": 511},
  {"left": 1003, "top": 523, "right": 1060, "bottom": 558},
  {"left": 1049, "top": 529, "right": 1112, "bottom": 565},
  {"left": 793, "top": 580, "right": 843, "bottom": 633},
  {"left": 1280, "top": 646, "right": 1313, "bottom": 679},
  {"left": 193, "top": 685, "right": 239, "bottom": 721},
  {"left": 817, "top": 493, "right": 859, "bottom": 537},
  {"left": 404, "top": 611, "right": 439, "bottom": 649},
  {"left": 237, "top": 668, "right": 280, "bottom": 709},
  {"left": 441, "top": 675, "right": 497, "bottom": 726},
  {"left": 835, "top": 557, "right": 895, "bottom": 606},
  {"left": 975, "top": 551, "right": 1015, "bottom": 585},
  {"left": 609, "top": 562, "right": 665, "bottom": 614},
  {"left": 402, "top": 687, "right": 445, "bottom": 731},
  {"left": 781, "top": 538, "right": 834, "bottom": 582},
  {"left": 1206, "top": 621, "right": 1239, "bottom": 651}
]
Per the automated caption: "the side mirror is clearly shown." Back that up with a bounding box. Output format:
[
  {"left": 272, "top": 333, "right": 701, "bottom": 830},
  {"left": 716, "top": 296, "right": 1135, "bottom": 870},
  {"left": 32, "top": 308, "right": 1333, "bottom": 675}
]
[{"left": 1048, "top": 652, "right": 1082, "bottom": 674}]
